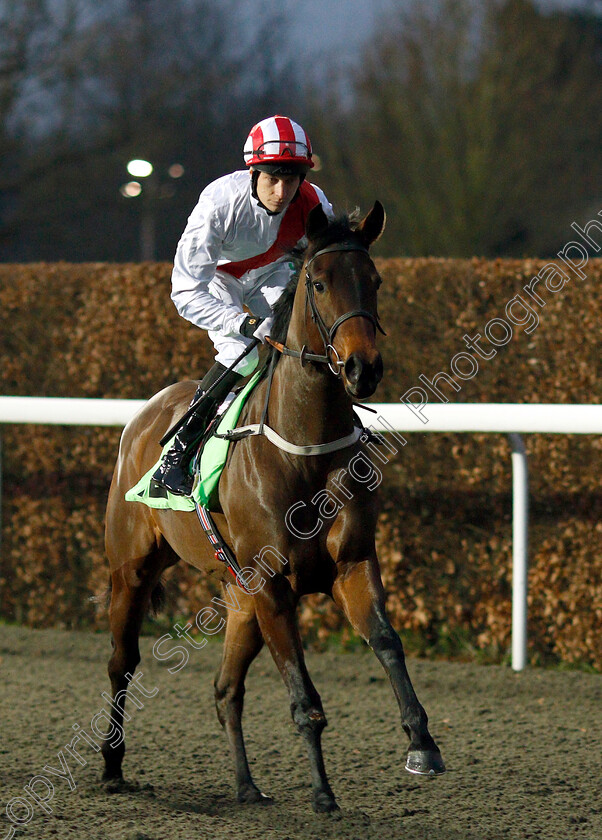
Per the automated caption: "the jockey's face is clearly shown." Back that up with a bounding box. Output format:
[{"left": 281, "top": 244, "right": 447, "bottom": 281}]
[{"left": 254, "top": 170, "right": 301, "bottom": 213}]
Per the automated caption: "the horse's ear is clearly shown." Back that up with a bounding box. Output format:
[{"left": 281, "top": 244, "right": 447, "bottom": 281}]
[
  {"left": 306, "top": 203, "right": 330, "bottom": 241},
  {"left": 356, "top": 201, "right": 386, "bottom": 247}
]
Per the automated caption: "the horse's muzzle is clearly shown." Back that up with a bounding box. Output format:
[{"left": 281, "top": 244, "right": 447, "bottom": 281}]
[{"left": 343, "top": 352, "right": 384, "bottom": 399}]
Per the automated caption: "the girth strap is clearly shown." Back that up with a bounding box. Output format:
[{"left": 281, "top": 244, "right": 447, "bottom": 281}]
[{"left": 214, "top": 421, "right": 363, "bottom": 456}]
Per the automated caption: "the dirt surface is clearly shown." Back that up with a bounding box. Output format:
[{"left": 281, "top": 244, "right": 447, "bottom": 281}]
[{"left": 1, "top": 625, "right": 600, "bottom": 840}]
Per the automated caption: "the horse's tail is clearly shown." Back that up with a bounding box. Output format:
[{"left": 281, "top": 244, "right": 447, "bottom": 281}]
[
  {"left": 89, "top": 576, "right": 112, "bottom": 610},
  {"left": 149, "top": 579, "right": 167, "bottom": 615},
  {"left": 89, "top": 576, "right": 166, "bottom": 616}
]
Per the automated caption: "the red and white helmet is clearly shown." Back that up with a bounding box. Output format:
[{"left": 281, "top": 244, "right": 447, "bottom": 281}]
[{"left": 243, "top": 115, "right": 314, "bottom": 172}]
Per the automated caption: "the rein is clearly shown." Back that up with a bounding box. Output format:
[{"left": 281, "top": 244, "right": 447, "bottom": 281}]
[{"left": 213, "top": 241, "right": 383, "bottom": 457}]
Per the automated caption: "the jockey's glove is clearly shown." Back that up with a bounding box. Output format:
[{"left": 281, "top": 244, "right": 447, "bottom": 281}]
[
  {"left": 240, "top": 314, "right": 264, "bottom": 338},
  {"left": 240, "top": 315, "right": 274, "bottom": 343},
  {"left": 252, "top": 316, "right": 274, "bottom": 344}
]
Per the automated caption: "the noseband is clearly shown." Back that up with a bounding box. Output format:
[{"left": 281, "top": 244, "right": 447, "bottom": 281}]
[
  {"left": 220, "top": 241, "right": 385, "bottom": 455},
  {"left": 268, "top": 241, "right": 385, "bottom": 377}
]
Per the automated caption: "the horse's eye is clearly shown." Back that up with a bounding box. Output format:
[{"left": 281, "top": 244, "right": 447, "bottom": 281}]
[{"left": 313, "top": 281, "right": 325, "bottom": 293}]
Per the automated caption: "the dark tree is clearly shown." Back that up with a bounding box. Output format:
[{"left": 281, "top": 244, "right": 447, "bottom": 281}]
[{"left": 308, "top": 0, "right": 602, "bottom": 257}]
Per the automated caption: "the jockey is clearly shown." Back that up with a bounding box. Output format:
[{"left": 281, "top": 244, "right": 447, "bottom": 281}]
[{"left": 154, "top": 115, "right": 334, "bottom": 496}]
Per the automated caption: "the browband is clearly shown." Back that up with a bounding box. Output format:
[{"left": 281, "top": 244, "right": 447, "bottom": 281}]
[{"left": 305, "top": 242, "right": 369, "bottom": 269}]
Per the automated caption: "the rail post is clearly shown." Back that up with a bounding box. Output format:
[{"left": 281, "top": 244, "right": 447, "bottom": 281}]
[{"left": 508, "top": 433, "right": 529, "bottom": 671}]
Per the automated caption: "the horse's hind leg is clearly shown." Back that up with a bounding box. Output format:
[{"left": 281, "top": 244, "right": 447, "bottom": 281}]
[
  {"left": 214, "top": 590, "right": 269, "bottom": 804},
  {"left": 332, "top": 557, "right": 445, "bottom": 776},
  {"left": 102, "top": 500, "right": 176, "bottom": 783}
]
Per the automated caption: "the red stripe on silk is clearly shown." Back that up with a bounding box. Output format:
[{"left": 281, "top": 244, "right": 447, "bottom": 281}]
[
  {"left": 275, "top": 115, "right": 296, "bottom": 152},
  {"left": 221, "top": 182, "right": 320, "bottom": 279},
  {"left": 251, "top": 124, "right": 264, "bottom": 153}
]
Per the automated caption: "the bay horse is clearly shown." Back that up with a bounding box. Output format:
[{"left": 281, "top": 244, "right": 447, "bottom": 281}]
[{"left": 103, "top": 200, "right": 445, "bottom": 813}]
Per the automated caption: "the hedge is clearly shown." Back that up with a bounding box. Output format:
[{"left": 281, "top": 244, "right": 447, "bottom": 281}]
[{"left": 0, "top": 259, "right": 600, "bottom": 668}]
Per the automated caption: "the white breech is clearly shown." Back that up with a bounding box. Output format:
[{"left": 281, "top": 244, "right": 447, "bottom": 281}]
[{"left": 207, "top": 262, "right": 292, "bottom": 375}]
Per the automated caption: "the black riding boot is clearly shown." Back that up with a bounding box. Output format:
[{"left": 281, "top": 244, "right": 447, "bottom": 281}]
[{"left": 152, "top": 363, "right": 243, "bottom": 496}]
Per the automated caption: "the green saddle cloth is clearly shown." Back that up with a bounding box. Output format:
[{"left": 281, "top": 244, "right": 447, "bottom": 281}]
[{"left": 125, "top": 370, "right": 261, "bottom": 512}]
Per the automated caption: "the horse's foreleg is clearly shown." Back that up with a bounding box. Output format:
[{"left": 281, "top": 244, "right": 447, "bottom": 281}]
[
  {"left": 254, "top": 577, "right": 338, "bottom": 813},
  {"left": 332, "top": 558, "right": 445, "bottom": 776},
  {"left": 214, "top": 593, "right": 269, "bottom": 804}
]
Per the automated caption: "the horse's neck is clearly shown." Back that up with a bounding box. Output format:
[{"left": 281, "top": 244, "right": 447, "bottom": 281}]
[
  {"left": 269, "top": 298, "right": 355, "bottom": 445},
  {"left": 270, "top": 356, "right": 353, "bottom": 446}
]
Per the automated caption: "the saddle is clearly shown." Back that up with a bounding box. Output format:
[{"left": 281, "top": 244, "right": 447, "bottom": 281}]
[{"left": 125, "top": 371, "right": 262, "bottom": 513}]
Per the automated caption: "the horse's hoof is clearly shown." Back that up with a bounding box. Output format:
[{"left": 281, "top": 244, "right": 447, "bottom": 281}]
[
  {"left": 101, "top": 776, "right": 140, "bottom": 794},
  {"left": 312, "top": 791, "right": 340, "bottom": 814},
  {"left": 237, "top": 784, "right": 273, "bottom": 805},
  {"left": 405, "top": 750, "right": 446, "bottom": 776},
  {"left": 101, "top": 769, "right": 121, "bottom": 789}
]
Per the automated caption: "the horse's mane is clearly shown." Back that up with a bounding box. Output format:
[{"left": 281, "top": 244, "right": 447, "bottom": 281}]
[{"left": 268, "top": 211, "right": 363, "bottom": 350}]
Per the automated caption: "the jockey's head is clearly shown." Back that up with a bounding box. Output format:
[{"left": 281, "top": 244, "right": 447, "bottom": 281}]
[{"left": 244, "top": 115, "right": 314, "bottom": 214}]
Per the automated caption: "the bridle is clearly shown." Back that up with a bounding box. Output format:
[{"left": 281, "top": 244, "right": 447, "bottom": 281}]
[
  {"left": 215, "top": 241, "right": 385, "bottom": 455},
  {"left": 267, "top": 241, "right": 386, "bottom": 377}
]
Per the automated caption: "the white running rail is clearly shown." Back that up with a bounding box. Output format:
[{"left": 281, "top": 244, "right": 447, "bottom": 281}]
[{"left": 1, "top": 398, "right": 601, "bottom": 671}]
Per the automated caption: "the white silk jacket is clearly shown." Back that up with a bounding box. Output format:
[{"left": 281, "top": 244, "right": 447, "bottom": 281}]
[{"left": 171, "top": 170, "right": 333, "bottom": 334}]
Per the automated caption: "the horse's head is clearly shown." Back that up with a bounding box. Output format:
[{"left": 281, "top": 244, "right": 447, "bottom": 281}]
[{"left": 301, "top": 201, "right": 386, "bottom": 399}]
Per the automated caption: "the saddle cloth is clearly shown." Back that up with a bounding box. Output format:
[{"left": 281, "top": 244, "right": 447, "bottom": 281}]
[{"left": 125, "top": 370, "right": 262, "bottom": 512}]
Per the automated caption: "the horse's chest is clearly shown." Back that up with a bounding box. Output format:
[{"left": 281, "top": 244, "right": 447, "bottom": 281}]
[{"left": 288, "top": 538, "right": 334, "bottom": 594}]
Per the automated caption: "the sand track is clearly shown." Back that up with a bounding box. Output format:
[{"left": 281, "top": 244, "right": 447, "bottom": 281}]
[{"left": 1, "top": 626, "right": 600, "bottom": 840}]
